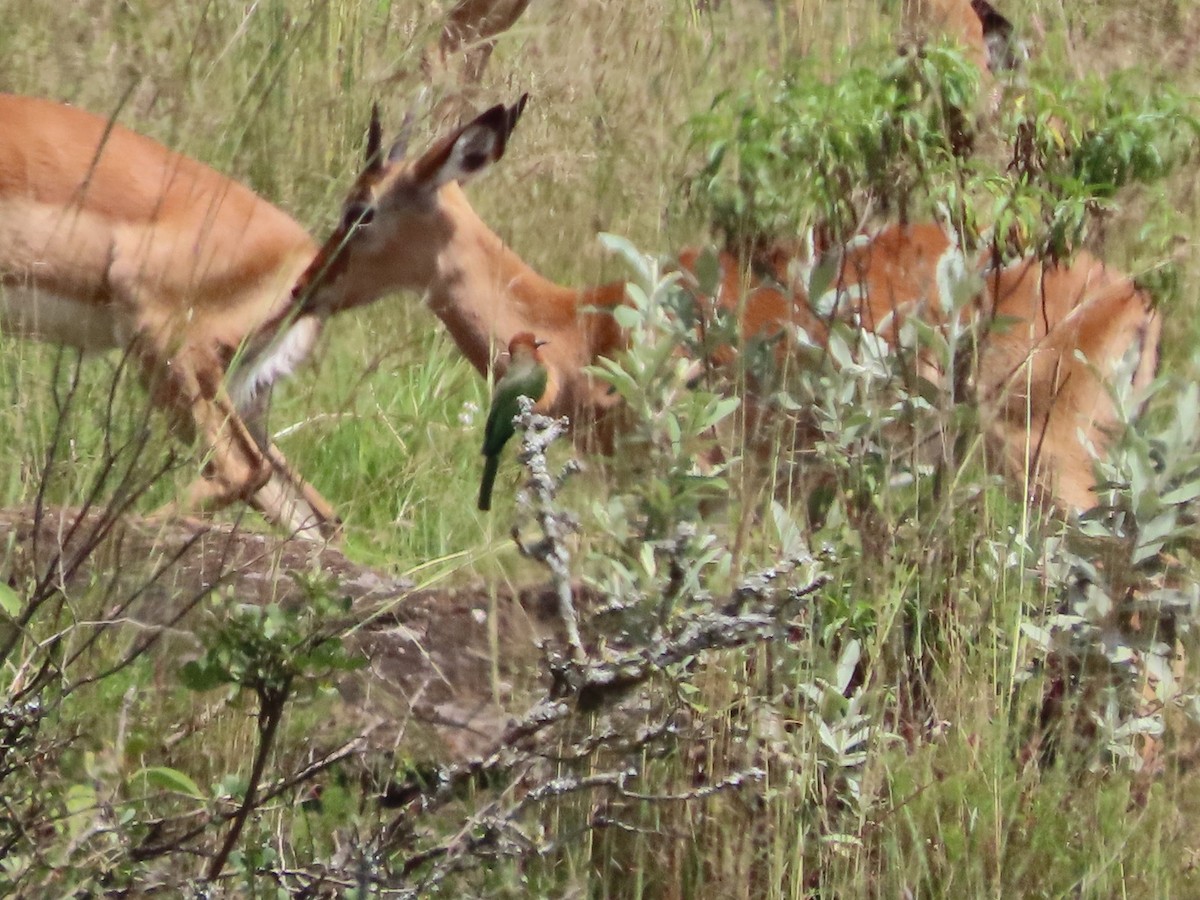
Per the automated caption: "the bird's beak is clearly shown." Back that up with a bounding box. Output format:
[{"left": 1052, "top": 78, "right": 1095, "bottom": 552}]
[{"left": 535, "top": 339, "right": 549, "bottom": 348}]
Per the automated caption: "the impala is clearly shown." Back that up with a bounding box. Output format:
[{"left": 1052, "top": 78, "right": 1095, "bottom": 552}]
[
  {"left": 297, "top": 95, "right": 1159, "bottom": 512},
  {"left": 0, "top": 93, "right": 407, "bottom": 540},
  {"left": 901, "top": 0, "right": 1023, "bottom": 117},
  {"left": 424, "top": 0, "right": 533, "bottom": 85}
]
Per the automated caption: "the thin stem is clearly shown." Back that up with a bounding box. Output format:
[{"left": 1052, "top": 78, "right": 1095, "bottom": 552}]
[{"left": 206, "top": 679, "right": 291, "bottom": 881}]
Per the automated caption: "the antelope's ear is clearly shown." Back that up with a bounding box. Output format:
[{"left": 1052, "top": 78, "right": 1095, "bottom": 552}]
[
  {"left": 365, "top": 103, "right": 384, "bottom": 172},
  {"left": 412, "top": 94, "right": 529, "bottom": 191},
  {"left": 386, "top": 97, "right": 422, "bottom": 164}
]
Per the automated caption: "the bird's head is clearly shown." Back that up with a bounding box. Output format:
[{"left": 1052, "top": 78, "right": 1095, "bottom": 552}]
[{"left": 509, "top": 331, "right": 548, "bottom": 362}]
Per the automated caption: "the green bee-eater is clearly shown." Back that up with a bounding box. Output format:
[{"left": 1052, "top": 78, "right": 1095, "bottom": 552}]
[{"left": 478, "top": 332, "right": 549, "bottom": 511}]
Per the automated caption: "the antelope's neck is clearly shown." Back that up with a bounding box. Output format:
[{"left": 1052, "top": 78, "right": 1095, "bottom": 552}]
[
  {"left": 425, "top": 191, "right": 625, "bottom": 378},
  {"left": 225, "top": 247, "right": 325, "bottom": 413}
]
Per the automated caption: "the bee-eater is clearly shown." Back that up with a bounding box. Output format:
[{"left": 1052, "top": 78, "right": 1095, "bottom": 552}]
[{"left": 478, "top": 332, "right": 549, "bottom": 511}]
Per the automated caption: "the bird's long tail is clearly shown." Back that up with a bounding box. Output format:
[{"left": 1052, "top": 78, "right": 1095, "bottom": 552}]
[{"left": 478, "top": 454, "right": 500, "bottom": 511}]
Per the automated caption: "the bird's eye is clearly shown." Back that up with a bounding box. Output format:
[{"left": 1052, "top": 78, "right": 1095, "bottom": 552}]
[{"left": 341, "top": 201, "right": 375, "bottom": 232}]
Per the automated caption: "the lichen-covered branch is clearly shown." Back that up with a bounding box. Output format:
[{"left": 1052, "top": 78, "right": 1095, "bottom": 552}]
[{"left": 510, "top": 400, "right": 586, "bottom": 661}]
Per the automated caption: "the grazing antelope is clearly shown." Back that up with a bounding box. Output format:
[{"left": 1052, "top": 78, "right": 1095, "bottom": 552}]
[
  {"left": 0, "top": 93, "right": 406, "bottom": 540},
  {"left": 425, "top": 0, "right": 533, "bottom": 86},
  {"left": 904, "top": 0, "right": 1019, "bottom": 74},
  {"left": 301, "top": 95, "right": 1159, "bottom": 512},
  {"left": 905, "top": 0, "right": 1023, "bottom": 118}
]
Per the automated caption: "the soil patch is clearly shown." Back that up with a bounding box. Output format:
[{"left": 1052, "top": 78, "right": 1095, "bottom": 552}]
[{"left": 0, "top": 506, "right": 581, "bottom": 761}]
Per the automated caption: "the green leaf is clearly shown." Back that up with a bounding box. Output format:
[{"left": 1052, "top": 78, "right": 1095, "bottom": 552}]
[
  {"left": 0, "top": 583, "right": 21, "bottom": 619},
  {"left": 179, "top": 659, "right": 231, "bottom": 692},
  {"left": 133, "top": 766, "right": 206, "bottom": 800},
  {"left": 599, "top": 232, "right": 655, "bottom": 286},
  {"left": 770, "top": 501, "right": 807, "bottom": 558},
  {"left": 614, "top": 296, "right": 645, "bottom": 326},
  {"left": 1160, "top": 481, "right": 1200, "bottom": 506},
  {"left": 835, "top": 639, "right": 861, "bottom": 696}
]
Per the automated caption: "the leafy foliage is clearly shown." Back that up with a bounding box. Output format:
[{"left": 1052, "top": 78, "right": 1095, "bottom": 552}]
[
  {"left": 687, "top": 44, "right": 1199, "bottom": 261},
  {"left": 1020, "top": 366, "right": 1200, "bottom": 772},
  {"left": 180, "top": 588, "right": 364, "bottom": 700},
  {"left": 587, "top": 233, "right": 741, "bottom": 539},
  {"left": 688, "top": 44, "right": 984, "bottom": 248},
  {"left": 995, "top": 71, "right": 1200, "bottom": 258}
]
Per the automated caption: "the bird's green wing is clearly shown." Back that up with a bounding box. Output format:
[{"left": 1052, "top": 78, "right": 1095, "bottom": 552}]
[{"left": 481, "top": 364, "right": 548, "bottom": 457}]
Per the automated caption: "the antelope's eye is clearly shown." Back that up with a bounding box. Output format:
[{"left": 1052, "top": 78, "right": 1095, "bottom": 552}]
[{"left": 341, "top": 201, "right": 375, "bottom": 232}]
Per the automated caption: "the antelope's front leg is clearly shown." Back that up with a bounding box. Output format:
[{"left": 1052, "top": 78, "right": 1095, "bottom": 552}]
[
  {"left": 143, "top": 348, "right": 339, "bottom": 540},
  {"left": 238, "top": 390, "right": 343, "bottom": 541},
  {"left": 252, "top": 443, "right": 343, "bottom": 542},
  {"left": 154, "top": 352, "right": 272, "bottom": 513}
]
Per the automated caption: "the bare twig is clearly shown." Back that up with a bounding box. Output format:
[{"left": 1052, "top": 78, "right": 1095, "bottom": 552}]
[
  {"left": 385, "top": 551, "right": 827, "bottom": 887},
  {"left": 131, "top": 732, "right": 368, "bottom": 865}
]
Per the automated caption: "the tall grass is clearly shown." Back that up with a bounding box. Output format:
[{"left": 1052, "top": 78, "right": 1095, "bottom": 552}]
[{"left": 1, "top": 0, "right": 1199, "bottom": 895}]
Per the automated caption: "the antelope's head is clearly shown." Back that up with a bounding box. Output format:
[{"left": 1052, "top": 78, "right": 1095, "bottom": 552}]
[{"left": 293, "top": 94, "right": 529, "bottom": 314}]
